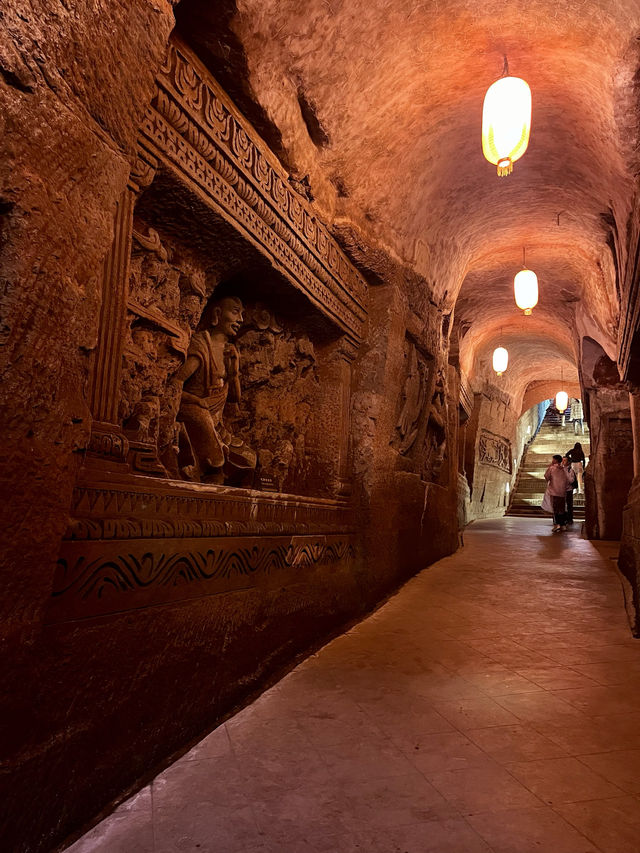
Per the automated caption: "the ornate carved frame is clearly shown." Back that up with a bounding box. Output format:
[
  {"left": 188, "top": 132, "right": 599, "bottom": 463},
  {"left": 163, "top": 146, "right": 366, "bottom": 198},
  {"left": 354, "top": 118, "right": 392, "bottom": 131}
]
[{"left": 48, "top": 36, "right": 366, "bottom": 625}]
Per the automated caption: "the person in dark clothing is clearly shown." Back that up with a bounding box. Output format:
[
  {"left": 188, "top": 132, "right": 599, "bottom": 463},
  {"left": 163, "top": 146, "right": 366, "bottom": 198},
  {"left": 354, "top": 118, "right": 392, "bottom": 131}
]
[
  {"left": 566, "top": 442, "right": 586, "bottom": 493},
  {"left": 562, "top": 455, "right": 577, "bottom": 523}
]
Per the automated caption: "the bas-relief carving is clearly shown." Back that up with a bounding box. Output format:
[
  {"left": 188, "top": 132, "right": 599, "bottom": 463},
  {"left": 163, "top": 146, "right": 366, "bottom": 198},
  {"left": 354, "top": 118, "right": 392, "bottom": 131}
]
[
  {"left": 392, "top": 338, "right": 449, "bottom": 485},
  {"left": 478, "top": 429, "right": 512, "bottom": 473},
  {"left": 172, "top": 295, "right": 257, "bottom": 486},
  {"left": 62, "top": 38, "right": 366, "bottom": 620},
  {"left": 394, "top": 342, "right": 429, "bottom": 454},
  {"left": 118, "top": 233, "right": 320, "bottom": 492},
  {"left": 422, "top": 367, "right": 448, "bottom": 484},
  {"left": 120, "top": 223, "right": 210, "bottom": 476},
  {"left": 232, "top": 303, "right": 318, "bottom": 495}
]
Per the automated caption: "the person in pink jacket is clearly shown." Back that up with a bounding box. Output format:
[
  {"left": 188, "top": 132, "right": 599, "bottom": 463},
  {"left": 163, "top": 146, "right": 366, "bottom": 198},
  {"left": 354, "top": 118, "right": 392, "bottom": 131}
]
[{"left": 544, "top": 454, "right": 571, "bottom": 532}]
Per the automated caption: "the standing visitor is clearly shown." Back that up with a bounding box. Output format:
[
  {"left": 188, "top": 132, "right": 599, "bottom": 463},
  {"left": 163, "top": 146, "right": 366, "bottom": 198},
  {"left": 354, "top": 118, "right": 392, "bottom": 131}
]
[
  {"left": 562, "top": 455, "right": 577, "bottom": 523},
  {"left": 544, "top": 454, "right": 570, "bottom": 532},
  {"left": 566, "top": 441, "right": 586, "bottom": 493},
  {"left": 570, "top": 398, "right": 584, "bottom": 434}
]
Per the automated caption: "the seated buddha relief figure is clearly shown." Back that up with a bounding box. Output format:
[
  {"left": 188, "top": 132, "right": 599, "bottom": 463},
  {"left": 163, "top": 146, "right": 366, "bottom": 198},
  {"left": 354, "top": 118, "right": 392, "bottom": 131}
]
[{"left": 171, "top": 294, "right": 257, "bottom": 485}]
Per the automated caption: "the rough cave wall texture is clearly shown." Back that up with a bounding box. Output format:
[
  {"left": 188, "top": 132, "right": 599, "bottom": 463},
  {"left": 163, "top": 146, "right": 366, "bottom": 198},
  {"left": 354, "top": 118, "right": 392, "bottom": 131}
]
[{"left": 0, "top": 5, "right": 458, "bottom": 852}]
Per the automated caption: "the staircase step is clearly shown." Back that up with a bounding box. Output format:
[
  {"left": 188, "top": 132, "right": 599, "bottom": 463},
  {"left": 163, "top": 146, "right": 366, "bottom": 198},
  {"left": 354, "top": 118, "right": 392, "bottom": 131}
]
[{"left": 507, "top": 413, "right": 590, "bottom": 518}]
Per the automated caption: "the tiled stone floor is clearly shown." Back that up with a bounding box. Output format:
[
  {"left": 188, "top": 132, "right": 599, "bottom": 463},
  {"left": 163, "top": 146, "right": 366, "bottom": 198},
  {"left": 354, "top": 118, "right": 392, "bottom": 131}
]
[{"left": 65, "top": 517, "right": 640, "bottom": 853}]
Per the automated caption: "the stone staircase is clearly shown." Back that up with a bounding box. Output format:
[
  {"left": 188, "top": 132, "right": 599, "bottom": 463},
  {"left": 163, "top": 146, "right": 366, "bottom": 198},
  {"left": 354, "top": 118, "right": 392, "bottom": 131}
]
[{"left": 507, "top": 415, "right": 590, "bottom": 519}]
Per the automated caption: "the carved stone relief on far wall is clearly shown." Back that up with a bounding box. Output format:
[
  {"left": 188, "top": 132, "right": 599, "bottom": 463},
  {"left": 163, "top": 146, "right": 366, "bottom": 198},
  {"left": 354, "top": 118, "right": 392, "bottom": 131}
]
[{"left": 392, "top": 336, "right": 450, "bottom": 486}]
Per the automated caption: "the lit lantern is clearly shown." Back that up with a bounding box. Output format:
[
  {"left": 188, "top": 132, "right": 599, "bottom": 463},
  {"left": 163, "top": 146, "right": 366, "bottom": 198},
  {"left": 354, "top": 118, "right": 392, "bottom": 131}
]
[
  {"left": 493, "top": 346, "right": 509, "bottom": 376},
  {"left": 514, "top": 268, "right": 538, "bottom": 315},
  {"left": 482, "top": 75, "right": 532, "bottom": 176},
  {"left": 555, "top": 390, "right": 569, "bottom": 412}
]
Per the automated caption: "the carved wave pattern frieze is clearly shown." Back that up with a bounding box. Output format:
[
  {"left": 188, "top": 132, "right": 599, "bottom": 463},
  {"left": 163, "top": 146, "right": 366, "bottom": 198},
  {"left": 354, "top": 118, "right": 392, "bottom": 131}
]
[
  {"left": 47, "top": 536, "right": 355, "bottom": 622},
  {"left": 141, "top": 39, "right": 365, "bottom": 341}
]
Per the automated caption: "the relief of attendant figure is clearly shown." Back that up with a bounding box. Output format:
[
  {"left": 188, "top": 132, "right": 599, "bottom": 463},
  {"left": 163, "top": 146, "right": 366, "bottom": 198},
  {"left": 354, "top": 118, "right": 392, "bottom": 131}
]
[{"left": 172, "top": 295, "right": 257, "bottom": 485}]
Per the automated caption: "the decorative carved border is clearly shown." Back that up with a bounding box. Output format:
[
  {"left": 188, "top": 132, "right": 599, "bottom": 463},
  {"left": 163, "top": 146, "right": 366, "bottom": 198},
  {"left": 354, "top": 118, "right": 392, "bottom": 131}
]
[
  {"left": 138, "top": 37, "right": 366, "bottom": 344},
  {"left": 47, "top": 534, "right": 356, "bottom": 622},
  {"left": 66, "top": 478, "right": 353, "bottom": 540}
]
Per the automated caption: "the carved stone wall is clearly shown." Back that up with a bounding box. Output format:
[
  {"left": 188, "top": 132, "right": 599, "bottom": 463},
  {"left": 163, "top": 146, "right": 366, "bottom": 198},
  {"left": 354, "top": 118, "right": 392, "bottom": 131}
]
[
  {"left": 0, "top": 22, "right": 465, "bottom": 853},
  {"left": 55, "top": 37, "right": 364, "bottom": 620},
  {"left": 465, "top": 390, "right": 517, "bottom": 521},
  {"left": 231, "top": 302, "right": 320, "bottom": 494},
  {"left": 478, "top": 429, "right": 512, "bottom": 474},
  {"left": 391, "top": 335, "right": 450, "bottom": 487}
]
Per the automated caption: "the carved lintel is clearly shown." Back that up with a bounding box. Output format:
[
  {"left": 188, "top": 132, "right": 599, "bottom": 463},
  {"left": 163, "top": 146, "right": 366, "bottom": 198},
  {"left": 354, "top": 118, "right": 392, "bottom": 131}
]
[
  {"left": 334, "top": 336, "right": 359, "bottom": 364},
  {"left": 143, "top": 36, "right": 367, "bottom": 346}
]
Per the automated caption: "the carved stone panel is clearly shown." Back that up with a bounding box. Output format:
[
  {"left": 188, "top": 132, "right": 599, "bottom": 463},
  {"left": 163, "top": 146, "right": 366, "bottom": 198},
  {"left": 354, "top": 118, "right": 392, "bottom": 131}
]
[
  {"left": 391, "top": 337, "right": 450, "bottom": 486},
  {"left": 118, "top": 220, "right": 211, "bottom": 476},
  {"left": 392, "top": 340, "right": 429, "bottom": 455},
  {"left": 230, "top": 302, "right": 319, "bottom": 495},
  {"left": 478, "top": 429, "right": 512, "bottom": 473}
]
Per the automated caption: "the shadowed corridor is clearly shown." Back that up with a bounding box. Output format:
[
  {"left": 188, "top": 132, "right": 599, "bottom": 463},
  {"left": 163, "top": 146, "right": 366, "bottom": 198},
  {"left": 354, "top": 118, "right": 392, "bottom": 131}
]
[{"left": 66, "top": 518, "right": 640, "bottom": 853}]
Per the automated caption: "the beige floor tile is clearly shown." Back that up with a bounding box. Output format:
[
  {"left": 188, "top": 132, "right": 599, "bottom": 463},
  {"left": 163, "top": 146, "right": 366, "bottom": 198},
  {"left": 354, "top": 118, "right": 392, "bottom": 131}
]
[
  {"left": 551, "top": 684, "right": 640, "bottom": 716},
  {"left": 426, "top": 763, "right": 543, "bottom": 814},
  {"left": 514, "top": 665, "right": 600, "bottom": 691},
  {"left": 432, "top": 695, "right": 522, "bottom": 730},
  {"left": 465, "top": 724, "right": 568, "bottom": 764},
  {"left": 554, "top": 795, "right": 640, "bottom": 853},
  {"left": 153, "top": 800, "right": 265, "bottom": 853},
  {"left": 64, "top": 803, "right": 154, "bottom": 853},
  {"left": 340, "top": 771, "right": 458, "bottom": 828},
  {"left": 468, "top": 806, "right": 599, "bottom": 853},
  {"left": 493, "top": 691, "right": 584, "bottom": 723},
  {"left": 532, "top": 712, "right": 640, "bottom": 754},
  {"left": 542, "top": 645, "right": 640, "bottom": 665},
  {"left": 577, "top": 749, "right": 640, "bottom": 794},
  {"left": 506, "top": 756, "right": 625, "bottom": 805},
  {"left": 398, "top": 730, "right": 493, "bottom": 773},
  {"left": 319, "top": 737, "right": 417, "bottom": 784},
  {"left": 460, "top": 667, "right": 544, "bottom": 696},
  {"left": 571, "top": 660, "right": 640, "bottom": 686},
  {"left": 374, "top": 818, "right": 493, "bottom": 852}
]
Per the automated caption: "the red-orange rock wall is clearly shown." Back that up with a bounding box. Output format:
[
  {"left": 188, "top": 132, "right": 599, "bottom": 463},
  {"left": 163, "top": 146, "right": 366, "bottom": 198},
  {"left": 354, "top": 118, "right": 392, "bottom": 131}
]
[{"left": 0, "top": 7, "right": 460, "bottom": 852}]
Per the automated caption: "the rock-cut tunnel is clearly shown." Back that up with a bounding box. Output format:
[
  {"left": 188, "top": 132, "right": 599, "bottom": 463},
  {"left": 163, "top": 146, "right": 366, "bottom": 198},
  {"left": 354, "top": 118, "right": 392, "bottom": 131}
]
[{"left": 2, "top": 1, "right": 640, "bottom": 851}]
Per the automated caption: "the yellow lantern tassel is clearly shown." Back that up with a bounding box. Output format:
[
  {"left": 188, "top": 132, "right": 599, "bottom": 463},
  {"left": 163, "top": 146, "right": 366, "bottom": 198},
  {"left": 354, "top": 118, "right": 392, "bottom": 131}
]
[{"left": 497, "top": 157, "right": 513, "bottom": 177}]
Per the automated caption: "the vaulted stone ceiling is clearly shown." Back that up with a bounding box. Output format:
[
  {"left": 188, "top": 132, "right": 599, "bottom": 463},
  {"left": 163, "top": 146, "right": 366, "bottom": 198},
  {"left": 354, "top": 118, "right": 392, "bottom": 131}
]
[{"left": 177, "top": 0, "right": 640, "bottom": 409}]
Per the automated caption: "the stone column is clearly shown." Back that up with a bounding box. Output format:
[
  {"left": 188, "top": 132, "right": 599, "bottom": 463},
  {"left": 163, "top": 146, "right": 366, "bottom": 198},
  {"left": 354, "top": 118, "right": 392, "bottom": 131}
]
[
  {"left": 312, "top": 335, "right": 357, "bottom": 497},
  {"left": 86, "top": 149, "right": 157, "bottom": 468},
  {"left": 629, "top": 389, "right": 640, "bottom": 478}
]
